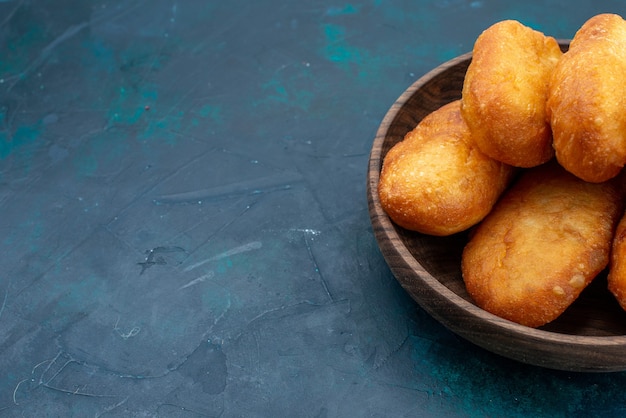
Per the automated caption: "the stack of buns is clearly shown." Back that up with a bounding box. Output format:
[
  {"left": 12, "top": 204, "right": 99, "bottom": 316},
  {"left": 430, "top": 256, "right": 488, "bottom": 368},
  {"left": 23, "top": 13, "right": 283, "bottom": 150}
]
[{"left": 378, "top": 14, "right": 626, "bottom": 327}]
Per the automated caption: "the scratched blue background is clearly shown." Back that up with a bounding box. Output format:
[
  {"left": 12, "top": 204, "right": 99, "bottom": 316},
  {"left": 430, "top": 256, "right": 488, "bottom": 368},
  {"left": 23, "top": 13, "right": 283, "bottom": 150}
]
[{"left": 2, "top": 0, "right": 626, "bottom": 416}]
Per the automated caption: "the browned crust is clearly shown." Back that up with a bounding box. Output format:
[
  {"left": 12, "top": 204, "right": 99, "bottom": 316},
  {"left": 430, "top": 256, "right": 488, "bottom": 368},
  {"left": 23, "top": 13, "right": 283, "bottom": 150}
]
[
  {"left": 462, "top": 161, "right": 623, "bottom": 327},
  {"left": 460, "top": 20, "right": 562, "bottom": 168},
  {"left": 378, "top": 100, "right": 514, "bottom": 236},
  {"left": 609, "top": 212, "right": 626, "bottom": 310},
  {"left": 547, "top": 13, "right": 626, "bottom": 183}
]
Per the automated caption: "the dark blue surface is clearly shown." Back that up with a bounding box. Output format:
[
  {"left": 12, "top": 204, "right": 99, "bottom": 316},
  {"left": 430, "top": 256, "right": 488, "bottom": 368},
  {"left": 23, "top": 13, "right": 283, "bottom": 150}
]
[{"left": 2, "top": 1, "right": 626, "bottom": 416}]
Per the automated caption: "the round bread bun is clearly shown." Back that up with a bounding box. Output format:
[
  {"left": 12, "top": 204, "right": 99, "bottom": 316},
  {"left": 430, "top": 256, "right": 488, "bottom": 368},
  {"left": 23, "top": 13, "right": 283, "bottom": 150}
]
[
  {"left": 547, "top": 13, "right": 626, "bottom": 183},
  {"left": 462, "top": 162, "right": 623, "bottom": 328},
  {"left": 378, "top": 100, "right": 514, "bottom": 236},
  {"left": 461, "top": 20, "right": 562, "bottom": 168}
]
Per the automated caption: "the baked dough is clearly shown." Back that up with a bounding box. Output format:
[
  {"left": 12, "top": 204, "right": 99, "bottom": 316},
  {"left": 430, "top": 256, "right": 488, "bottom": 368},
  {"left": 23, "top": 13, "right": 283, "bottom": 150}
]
[
  {"left": 378, "top": 100, "right": 514, "bottom": 236},
  {"left": 461, "top": 20, "right": 562, "bottom": 167},
  {"left": 461, "top": 162, "right": 623, "bottom": 327},
  {"left": 547, "top": 13, "right": 626, "bottom": 183},
  {"left": 608, "top": 210, "right": 626, "bottom": 310}
]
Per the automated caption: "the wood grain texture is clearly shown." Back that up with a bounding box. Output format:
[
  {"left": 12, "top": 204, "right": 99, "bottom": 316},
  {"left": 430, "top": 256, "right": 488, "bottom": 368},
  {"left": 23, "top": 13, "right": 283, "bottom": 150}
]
[{"left": 367, "top": 44, "right": 626, "bottom": 372}]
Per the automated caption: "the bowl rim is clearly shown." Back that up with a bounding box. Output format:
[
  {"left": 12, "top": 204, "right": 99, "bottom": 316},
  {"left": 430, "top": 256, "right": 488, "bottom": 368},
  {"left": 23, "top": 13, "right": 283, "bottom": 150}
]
[{"left": 367, "top": 48, "right": 626, "bottom": 352}]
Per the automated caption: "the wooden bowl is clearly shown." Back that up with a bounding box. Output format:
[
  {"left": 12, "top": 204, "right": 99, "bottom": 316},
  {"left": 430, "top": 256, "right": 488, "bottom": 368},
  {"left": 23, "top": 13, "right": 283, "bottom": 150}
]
[{"left": 367, "top": 44, "right": 626, "bottom": 372}]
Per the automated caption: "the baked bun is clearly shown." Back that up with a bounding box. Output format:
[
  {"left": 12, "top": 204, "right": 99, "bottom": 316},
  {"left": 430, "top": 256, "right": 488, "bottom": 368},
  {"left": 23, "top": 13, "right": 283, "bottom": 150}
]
[
  {"left": 608, "top": 208, "right": 626, "bottom": 310},
  {"left": 461, "top": 20, "right": 562, "bottom": 167},
  {"left": 378, "top": 100, "right": 514, "bottom": 236},
  {"left": 462, "top": 162, "right": 623, "bottom": 327},
  {"left": 547, "top": 13, "right": 626, "bottom": 183}
]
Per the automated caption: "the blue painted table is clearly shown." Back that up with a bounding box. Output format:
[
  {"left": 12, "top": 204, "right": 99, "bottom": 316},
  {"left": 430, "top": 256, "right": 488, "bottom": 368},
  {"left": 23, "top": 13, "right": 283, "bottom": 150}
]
[{"left": 2, "top": 1, "right": 626, "bottom": 416}]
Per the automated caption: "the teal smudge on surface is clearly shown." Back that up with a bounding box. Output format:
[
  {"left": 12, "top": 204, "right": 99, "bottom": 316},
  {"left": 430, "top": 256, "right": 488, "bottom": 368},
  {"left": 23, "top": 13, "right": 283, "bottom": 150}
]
[
  {"left": 0, "top": 119, "right": 41, "bottom": 160},
  {"left": 140, "top": 109, "right": 185, "bottom": 145},
  {"left": 215, "top": 258, "right": 234, "bottom": 275},
  {"left": 0, "top": 115, "right": 43, "bottom": 178},
  {"left": 1, "top": 19, "right": 47, "bottom": 77},
  {"left": 259, "top": 77, "right": 313, "bottom": 111},
  {"left": 81, "top": 37, "right": 191, "bottom": 147},
  {"left": 326, "top": 4, "right": 360, "bottom": 16},
  {"left": 103, "top": 82, "right": 186, "bottom": 146},
  {"left": 0, "top": 105, "right": 41, "bottom": 160},
  {"left": 320, "top": 23, "right": 389, "bottom": 82},
  {"left": 108, "top": 85, "right": 158, "bottom": 127},
  {"left": 263, "top": 78, "right": 289, "bottom": 102},
  {"left": 322, "top": 24, "right": 363, "bottom": 67},
  {"left": 81, "top": 38, "right": 117, "bottom": 76},
  {"left": 198, "top": 104, "right": 222, "bottom": 122},
  {"left": 408, "top": 336, "right": 626, "bottom": 417},
  {"left": 193, "top": 103, "right": 223, "bottom": 127},
  {"left": 251, "top": 61, "right": 315, "bottom": 112},
  {"left": 72, "top": 126, "right": 133, "bottom": 177}
]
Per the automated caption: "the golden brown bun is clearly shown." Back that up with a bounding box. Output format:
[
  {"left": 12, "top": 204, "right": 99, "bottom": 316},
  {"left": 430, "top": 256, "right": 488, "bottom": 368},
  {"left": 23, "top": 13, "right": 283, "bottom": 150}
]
[
  {"left": 462, "top": 161, "right": 623, "bottom": 328},
  {"left": 608, "top": 210, "right": 626, "bottom": 310},
  {"left": 547, "top": 13, "right": 626, "bottom": 183},
  {"left": 378, "top": 100, "right": 514, "bottom": 236},
  {"left": 461, "top": 20, "right": 562, "bottom": 167}
]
